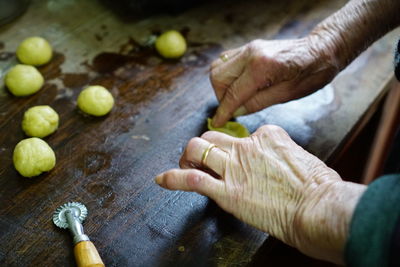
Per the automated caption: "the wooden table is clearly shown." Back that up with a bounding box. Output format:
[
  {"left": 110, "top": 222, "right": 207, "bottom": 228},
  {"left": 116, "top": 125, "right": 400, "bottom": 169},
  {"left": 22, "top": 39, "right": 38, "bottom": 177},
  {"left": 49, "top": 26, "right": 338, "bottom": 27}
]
[{"left": 0, "top": 0, "right": 398, "bottom": 266}]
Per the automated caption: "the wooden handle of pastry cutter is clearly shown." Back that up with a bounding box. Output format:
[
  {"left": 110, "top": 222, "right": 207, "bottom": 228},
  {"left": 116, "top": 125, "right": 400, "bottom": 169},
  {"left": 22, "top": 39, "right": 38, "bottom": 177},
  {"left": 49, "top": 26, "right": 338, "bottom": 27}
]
[{"left": 74, "top": 241, "right": 105, "bottom": 267}]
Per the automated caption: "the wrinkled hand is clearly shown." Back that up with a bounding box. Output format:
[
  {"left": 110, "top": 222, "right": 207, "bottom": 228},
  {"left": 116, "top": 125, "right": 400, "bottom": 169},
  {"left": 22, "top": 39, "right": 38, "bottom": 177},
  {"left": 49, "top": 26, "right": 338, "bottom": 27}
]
[
  {"left": 210, "top": 37, "right": 337, "bottom": 127},
  {"left": 155, "top": 126, "right": 365, "bottom": 264}
]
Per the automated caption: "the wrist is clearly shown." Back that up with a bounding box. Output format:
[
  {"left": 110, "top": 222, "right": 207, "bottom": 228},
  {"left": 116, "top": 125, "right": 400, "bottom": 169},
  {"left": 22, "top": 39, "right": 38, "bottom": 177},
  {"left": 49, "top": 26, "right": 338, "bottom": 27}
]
[
  {"left": 293, "top": 180, "right": 366, "bottom": 264},
  {"left": 302, "top": 33, "right": 340, "bottom": 81},
  {"left": 306, "top": 30, "right": 343, "bottom": 72}
]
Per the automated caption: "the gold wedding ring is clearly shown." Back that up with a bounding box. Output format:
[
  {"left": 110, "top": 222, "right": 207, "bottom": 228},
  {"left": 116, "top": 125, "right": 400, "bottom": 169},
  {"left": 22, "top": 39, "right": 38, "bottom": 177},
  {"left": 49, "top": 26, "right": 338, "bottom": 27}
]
[
  {"left": 201, "top": 144, "right": 216, "bottom": 166},
  {"left": 220, "top": 54, "right": 229, "bottom": 62}
]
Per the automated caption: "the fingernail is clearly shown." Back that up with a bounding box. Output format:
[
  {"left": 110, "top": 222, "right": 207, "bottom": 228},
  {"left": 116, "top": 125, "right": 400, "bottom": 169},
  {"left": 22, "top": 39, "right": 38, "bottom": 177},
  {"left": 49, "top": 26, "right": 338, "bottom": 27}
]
[
  {"left": 233, "top": 106, "right": 247, "bottom": 117},
  {"left": 155, "top": 175, "right": 163, "bottom": 185}
]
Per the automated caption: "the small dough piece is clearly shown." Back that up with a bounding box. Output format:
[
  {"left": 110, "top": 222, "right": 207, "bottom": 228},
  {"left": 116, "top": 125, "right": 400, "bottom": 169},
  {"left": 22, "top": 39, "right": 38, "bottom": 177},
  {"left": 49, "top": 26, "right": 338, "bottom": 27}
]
[
  {"left": 13, "top": 137, "right": 56, "bottom": 177},
  {"left": 5, "top": 64, "right": 44, "bottom": 96},
  {"left": 155, "top": 30, "right": 187, "bottom": 58},
  {"left": 77, "top": 85, "right": 114, "bottom": 116},
  {"left": 207, "top": 118, "right": 250, "bottom": 138},
  {"left": 22, "top": 105, "right": 59, "bottom": 138},
  {"left": 16, "top": 36, "right": 53, "bottom": 66}
]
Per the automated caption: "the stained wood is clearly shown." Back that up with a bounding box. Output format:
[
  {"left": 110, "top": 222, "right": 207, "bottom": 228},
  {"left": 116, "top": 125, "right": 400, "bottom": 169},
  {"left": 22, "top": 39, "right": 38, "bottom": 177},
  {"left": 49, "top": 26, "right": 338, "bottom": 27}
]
[
  {"left": 74, "top": 241, "right": 104, "bottom": 267},
  {"left": 0, "top": 0, "right": 398, "bottom": 266}
]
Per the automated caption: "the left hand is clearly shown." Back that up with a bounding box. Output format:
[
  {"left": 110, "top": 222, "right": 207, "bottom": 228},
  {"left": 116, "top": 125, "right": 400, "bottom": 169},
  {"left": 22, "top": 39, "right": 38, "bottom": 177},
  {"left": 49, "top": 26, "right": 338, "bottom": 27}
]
[{"left": 209, "top": 38, "right": 338, "bottom": 127}]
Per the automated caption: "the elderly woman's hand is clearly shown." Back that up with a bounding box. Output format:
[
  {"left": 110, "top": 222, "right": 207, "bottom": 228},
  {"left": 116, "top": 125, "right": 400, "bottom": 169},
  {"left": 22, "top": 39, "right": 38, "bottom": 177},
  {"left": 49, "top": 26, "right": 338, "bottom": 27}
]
[
  {"left": 210, "top": 37, "right": 338, "bottom": 127},
  {"left": 155, "top": 126, "right": 365, "bottom": 264}
]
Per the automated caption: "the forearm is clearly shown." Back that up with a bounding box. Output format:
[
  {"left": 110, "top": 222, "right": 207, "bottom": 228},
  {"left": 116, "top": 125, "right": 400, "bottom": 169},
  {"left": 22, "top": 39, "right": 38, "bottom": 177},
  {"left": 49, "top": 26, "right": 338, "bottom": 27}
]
[{"left": 309, "top": 0, "right": 400, "bottom": 70}]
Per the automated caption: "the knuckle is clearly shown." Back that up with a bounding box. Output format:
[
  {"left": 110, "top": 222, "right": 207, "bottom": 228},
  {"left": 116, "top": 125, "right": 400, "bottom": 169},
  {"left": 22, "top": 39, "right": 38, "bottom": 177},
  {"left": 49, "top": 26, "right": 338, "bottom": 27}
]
[
  {"left": 200, "top": 131, "right": 213, "bottom": 139},
  {"left": 209, "top": 69, "right": 219, "bottom": 82},
  {"left": 187, "top": 171, "right": 203, "bottom": 190},
  {"left": 210, "top": 73, "right": 229, "bottom": 92},
  {"left": 186, "top": 137, "right": 202, "bottom": 155},
  {"left": 210, "top": 59, "right": 219, "bottom": 69},
  {"left": 211, "top": 78, "right": 228, "bottom": 91},
  {"left": 224, "top": 88, "right": 240, "bottom": 104},
  {"left": 247, "top": 39, "right": 263, "bottom": 53},
  {"left": 247, "top": 41, "right": 267, "bottom": 63},
  {"left": 186, "top": 170, "right": 205, "bottom": 193},
  {"left": 209, "top": 70, "right": 216, "bottom": 82},
  {"left": 170, "top": 168, "right": 181, "bottom": 176},
  {"left": 258, "top": 124, "right": 271, "bottom": 133},
  {"left": 269, "top": 125, "right": 285, "bottom": 133},
  {"left": 163, "top": 170, "right": 177, "bottom": 188},
  {"left": 258, "top": 124, "right": 286, "bottom": 135}
]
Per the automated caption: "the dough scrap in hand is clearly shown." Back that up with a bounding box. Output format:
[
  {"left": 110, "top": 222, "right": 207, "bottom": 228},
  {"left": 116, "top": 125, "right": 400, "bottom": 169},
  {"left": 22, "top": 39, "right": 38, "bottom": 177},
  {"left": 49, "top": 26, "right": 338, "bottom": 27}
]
[
  {"left": 16, "top": 36, "right": 53, "bottom": 66},
  {"left": 5, "top": 64, "right": 44, "bottom": 96},
  {"left": 13, "top": 137, "right": 56, "bottom": 177},
  {"left": 207, "top": 118, "right": 250, "bottom": 138},
  {"left": 22, "top": 105, "right": 59, "bottom": 138},
  {"left": 77, "top": 85, "right": 114, "bottom": 116},
  {"left": 155, "top": 30, "right": 187, "bottom": 59}
]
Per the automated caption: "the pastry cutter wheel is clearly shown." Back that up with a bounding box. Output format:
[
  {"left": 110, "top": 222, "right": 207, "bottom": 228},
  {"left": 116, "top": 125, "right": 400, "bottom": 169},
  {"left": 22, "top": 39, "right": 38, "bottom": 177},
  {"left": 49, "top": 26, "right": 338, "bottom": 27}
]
[{"left": 53, "top": 202, "right": 104, "bottom": 267}]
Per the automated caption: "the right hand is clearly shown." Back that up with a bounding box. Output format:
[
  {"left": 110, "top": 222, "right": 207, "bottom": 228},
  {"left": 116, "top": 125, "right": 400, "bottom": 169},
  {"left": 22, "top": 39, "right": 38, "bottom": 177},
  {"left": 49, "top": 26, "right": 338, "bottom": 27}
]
[
  {"left": 155, "top": 125, "right": 366, "bottom": 264},
  {"left": 210, "top": 37, "right": 338, "bottom": 127}
]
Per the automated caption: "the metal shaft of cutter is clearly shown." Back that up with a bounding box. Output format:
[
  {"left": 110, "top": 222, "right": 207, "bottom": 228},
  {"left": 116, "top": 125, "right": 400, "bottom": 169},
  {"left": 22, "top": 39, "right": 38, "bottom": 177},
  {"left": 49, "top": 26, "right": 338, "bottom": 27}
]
[{"left": 65, "top": 210, "right": 90, "bottom": 244}]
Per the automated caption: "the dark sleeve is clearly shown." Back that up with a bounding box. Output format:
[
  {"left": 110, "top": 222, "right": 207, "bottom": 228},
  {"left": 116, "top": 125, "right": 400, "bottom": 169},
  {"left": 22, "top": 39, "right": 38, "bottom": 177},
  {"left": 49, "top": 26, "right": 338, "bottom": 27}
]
[
  {"left": 345, "top": 174, "right": 400, "bottom": 267},
  {"left": 389, "top": 214, "right": 400, "bottom": 267}
]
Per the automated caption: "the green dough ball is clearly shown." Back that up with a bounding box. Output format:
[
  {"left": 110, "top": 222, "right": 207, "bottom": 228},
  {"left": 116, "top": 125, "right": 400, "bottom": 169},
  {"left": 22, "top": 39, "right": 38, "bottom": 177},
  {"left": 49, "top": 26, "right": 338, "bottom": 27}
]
[
  {"left": 155, "top": 30, "right": 187, "bottom": 58},
  {"left": 13, "top": 137, "right": 56, "bottom": 177},
  {"left": 22, "top": 105, "right": 59, "bottom": 138},
  {"left": 77, "top": 85, "right": 114, "bottom": 116},
  {"left": 5, "top": 64, "right": 44, "bottom": 96},
  {"left": 16, "top": 36, "right": 53, "bottom": 66},
  {"left": 207, "top": 118, "right": 250, "bottom": 138}
]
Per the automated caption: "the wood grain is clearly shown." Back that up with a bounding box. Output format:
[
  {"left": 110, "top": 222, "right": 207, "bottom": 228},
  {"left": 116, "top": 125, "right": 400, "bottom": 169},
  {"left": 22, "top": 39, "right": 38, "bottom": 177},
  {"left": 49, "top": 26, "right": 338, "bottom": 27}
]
[
  {"left": 0, "top": 0, "right": 398, "bottom": 266},
  {"left": 74, "top": 241, "right": 104, "bottom": 267}
]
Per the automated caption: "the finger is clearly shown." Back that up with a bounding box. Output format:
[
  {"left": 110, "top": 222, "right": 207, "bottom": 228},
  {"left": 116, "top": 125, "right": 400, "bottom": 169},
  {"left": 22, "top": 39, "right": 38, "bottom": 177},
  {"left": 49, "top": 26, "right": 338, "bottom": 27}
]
[
  {"left": 210, "top": 50, "right": 246, "bottom": 102},
  {"left": 179, "top": 137, "right": 227, "bottom": 176},
  {"left": 155, "top": 168, "right": 225, "bottom": 199},
  {"left": 210, "top": 47, "right": 243, "bottom": 70},
  {"left": 200, "top": 130, "right": 237, "bottom": 151},
  {"left": 242, "top": 82, "right": 292, "bottom": 114},
  {"left": 212, "top": 69, "right": 257, "bottom": 127},
  {"left": 243, "top": 69, "right": 334, "bottom": 114}
]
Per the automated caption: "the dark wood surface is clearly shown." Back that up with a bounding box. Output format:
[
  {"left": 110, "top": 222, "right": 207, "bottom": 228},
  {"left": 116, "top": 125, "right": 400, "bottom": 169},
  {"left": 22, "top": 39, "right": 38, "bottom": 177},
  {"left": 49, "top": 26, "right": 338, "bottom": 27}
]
[{"left": 0, "top": 0, "right": 398, "bottom": 266}]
